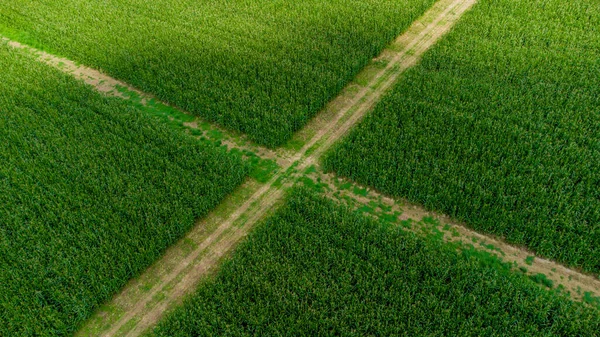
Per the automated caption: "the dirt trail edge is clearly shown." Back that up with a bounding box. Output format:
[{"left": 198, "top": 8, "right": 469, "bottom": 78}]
[{"left": 5, "top": 0, "right": 597, "bottom": 335}]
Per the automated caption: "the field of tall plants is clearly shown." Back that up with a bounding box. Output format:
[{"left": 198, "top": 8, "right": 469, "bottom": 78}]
[
  {"left": 0, "top": 44, "right": 247, "bottom": 336},
  {"left": 0, "top": 0, "right": 435, "bottom": 147},
  {"left": 152, "top": 189, "right": 600, "bottom": 336},
  {"left": 324, "top": 0, "right": 600, "bottom": 274}
]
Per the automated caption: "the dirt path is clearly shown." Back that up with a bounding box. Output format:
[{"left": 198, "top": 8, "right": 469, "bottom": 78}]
[
  {"left": 5, "top": 0, "right": 598, "bottom": 335},
  {"left": 1, "top": 37, "right": 282, "bottom": 165},
  {"left": 309, "top": 170, "right": 600, "bottom": 303},
  {"left": 96, "top": 1, "right": 482, "bottom": 335}
]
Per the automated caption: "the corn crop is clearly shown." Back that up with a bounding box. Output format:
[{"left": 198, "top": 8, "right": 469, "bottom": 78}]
[{"left": 0, "top": 44, "right": 247, "bottom": 336}]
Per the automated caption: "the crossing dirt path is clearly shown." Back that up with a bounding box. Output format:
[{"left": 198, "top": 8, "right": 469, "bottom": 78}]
[
  {"left": 92, "top": 1, "right": 481, "bottom": 335},
  {"left": 4, "top": 0, "right": 599, "bottom": 335}
]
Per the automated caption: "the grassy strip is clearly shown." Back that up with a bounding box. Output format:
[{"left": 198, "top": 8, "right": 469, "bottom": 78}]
[
  {"left": 0, "top": 44, "right": 248, "bottom": 336},
  {"left": 152, "top": 188, "right": 599, "bottom": 336},
  {"left": 324, "top": 0, "right": 600, "bottom": 274},
  {"left": 0, "top": 0, "right": 435, "bottom": 147}
]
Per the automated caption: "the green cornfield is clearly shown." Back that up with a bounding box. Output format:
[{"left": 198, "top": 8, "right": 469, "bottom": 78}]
[
  {"left": 3, "top": 0, "right": 600, "bottom": 335},
  {"left": 324, "top": 0, "right": 600, "bottom": 274},
  {"left": 153, "top": 189, "right": 600, "bottom": 336},
  {"left": 0, "top": 44, "right": 247, "bottom": 336},
  {"left": 0, "top": 0, "right": 435, "bottom": 147}
]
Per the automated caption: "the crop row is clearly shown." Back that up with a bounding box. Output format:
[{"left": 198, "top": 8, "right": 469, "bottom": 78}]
[
  {"left": 153, "top": 188, "right": 600, "bottom": 336},
  {"left": 324, "top": 0, "right": 600, "bottom": 274},
  {"left": 0, "top": 44, "right": 247, "bottom": 336}
]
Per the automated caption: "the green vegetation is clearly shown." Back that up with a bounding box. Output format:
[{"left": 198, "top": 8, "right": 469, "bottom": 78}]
[
  {"left": 0, "top": 44, "right": 247, "bottom": 336},
  {"left": 530, "top": 273, "right": 554, "bottom": 289},
  {"left": 152, "top": 189, "right": 600, "bottom": 336},
  {"left": 324, "top": 0, "right": 600, "bottom": 274},
  {"left": 0, "top": 0, "right": 435, "bottom": 147},
  {"left": 583, "top": 292, "right": 600, "bottom": 309}
]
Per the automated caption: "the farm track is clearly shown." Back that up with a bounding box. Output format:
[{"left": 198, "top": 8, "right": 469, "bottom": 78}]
[
  {"left": 1, "top": 37, "right": 282, "bottom": 165},
  {"left": 3, "top": 0, "right": 599, "bottom": 334},
  {"left": 309, "top": 170, "right": 600, "bottom": 304}
]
